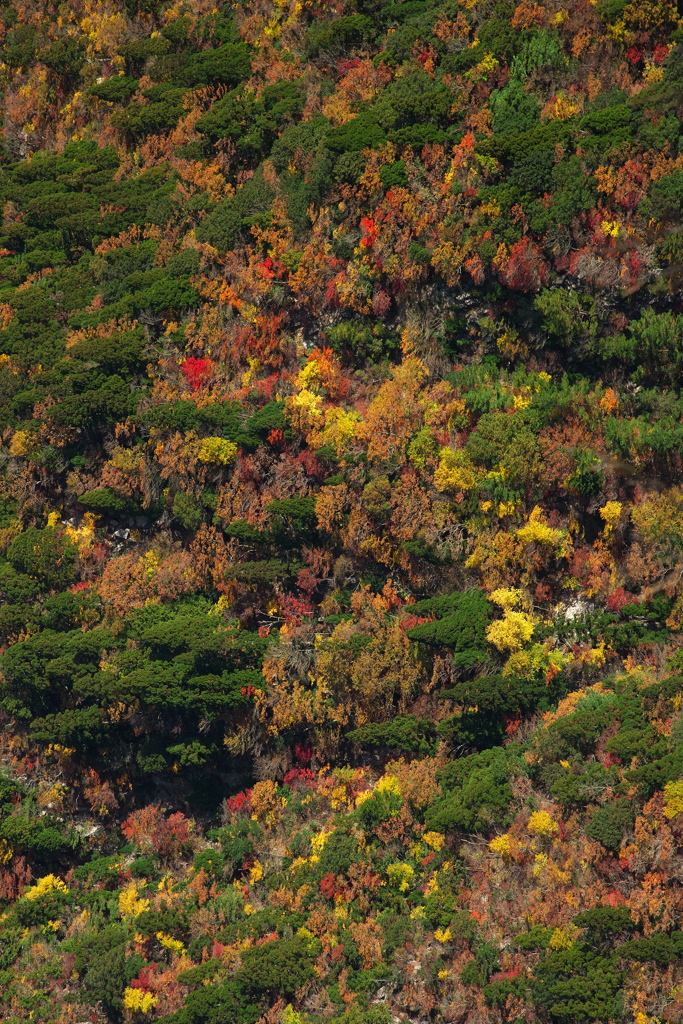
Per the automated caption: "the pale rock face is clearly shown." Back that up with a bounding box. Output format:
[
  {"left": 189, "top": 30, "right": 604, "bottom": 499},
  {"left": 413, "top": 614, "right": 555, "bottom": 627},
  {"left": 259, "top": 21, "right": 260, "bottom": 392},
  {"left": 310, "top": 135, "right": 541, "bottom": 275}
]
[{"left": 563, "top": 598, "right": 593, "bottom": 621}]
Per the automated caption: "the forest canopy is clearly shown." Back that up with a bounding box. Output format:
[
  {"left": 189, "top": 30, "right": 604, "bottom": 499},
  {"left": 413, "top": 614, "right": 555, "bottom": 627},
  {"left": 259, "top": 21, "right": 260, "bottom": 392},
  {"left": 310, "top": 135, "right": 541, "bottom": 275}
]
[{"left": 1, "top": 0, "right": 683, "bottom": 1022}]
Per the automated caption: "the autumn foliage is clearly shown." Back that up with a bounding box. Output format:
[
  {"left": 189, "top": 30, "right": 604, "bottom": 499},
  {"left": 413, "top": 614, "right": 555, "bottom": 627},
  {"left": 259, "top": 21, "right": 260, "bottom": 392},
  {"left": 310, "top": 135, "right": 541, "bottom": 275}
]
[{"left": 1, "top": 0, "right": 683, "bottom": 1021}]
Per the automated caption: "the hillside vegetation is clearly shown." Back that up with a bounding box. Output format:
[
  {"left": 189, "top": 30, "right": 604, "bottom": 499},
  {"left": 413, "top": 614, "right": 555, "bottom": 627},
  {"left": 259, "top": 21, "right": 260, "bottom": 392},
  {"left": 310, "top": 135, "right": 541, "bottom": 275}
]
[{"left": 3, "top": 0, "right": 683, "bottom": 1021}]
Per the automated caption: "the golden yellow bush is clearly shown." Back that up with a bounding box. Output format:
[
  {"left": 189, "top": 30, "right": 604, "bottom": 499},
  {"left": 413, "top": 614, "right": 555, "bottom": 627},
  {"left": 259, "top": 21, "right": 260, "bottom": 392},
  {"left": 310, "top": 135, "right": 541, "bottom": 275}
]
[
  {"left": 549, "top": 925, "right": 577, "bottom": 950},
  {"left": 487, "top": 610, "right": 535, "bottom": 652},
  {"left": 197, "top": 437, "right": 238, "bottom": 465},
  {"left": 250, "top": 779, "right": 284, "bottom": 823},
  {"left": 123, "top": 988, "right": 157, "bottom": 1013},
  {"left": 434, "top": 447, "right": 485, "bottom": 492},
  {"left": 24, "top": 874, "right": 68, "bottom": 901},
  {"left": 599, "top": 501, "right": 622, "bottom": 534},
  {"left": 527, "top": 810, "right": 559, "bottom": 836},
  {"left": 489, "top": 588, "right": 525, "bottom": 610},
  {"left": 375, "top": 774, "right": 402, "bottom": 797},
  {"left": 310, "top": 828, "right": 331, "bottom": 856},
  {"left": 386, "top": 862, "right": 415, "bottom": 891},
  {"left": 118, "top": 881, "right": 151, "bottom": 918},
  {"left": 516, "top": 506, "right": 567, "bottom": 550},
  {"left": 156, "top": 931, "right": 185, "bottom": 955},
  {"left": 663, "top": 780, "right": 683, "bottom": 819},
  {"left": 282, "top": 1006, "right": 304, "bottom": 1024},
  {"left": 422, "top": 831, "right": 445, "bottom": 851},
  {"left": 9, "top": 430, "right": 38, "bottom": 459},
  {"left": 320, "top": 407, "right": 362, "bottom": 454},
  {"left": 488, "top": 834, "right": 512, "bottom": 857}
]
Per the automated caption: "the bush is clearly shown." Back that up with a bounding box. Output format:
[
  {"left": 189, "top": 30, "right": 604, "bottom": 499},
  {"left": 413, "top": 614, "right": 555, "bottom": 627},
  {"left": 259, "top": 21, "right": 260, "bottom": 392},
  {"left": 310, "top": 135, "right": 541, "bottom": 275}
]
[
  {"left": 7, "top": 527, "right": 78, "bottom": 591},
  {"left": 78, "top": 487, "right": 134, "bottom": 515},
  {"left": 305, "top": 14, "right": 375, "bottom": 57},
  {"left": 111, "top": 89, "right": 186, "bottom": 140},
  {"left": 573, "top": 907, "right": 634, "bottom": 946},
  {"left": 355, "top": 781, "right": 402, "bottom": 828},
  {"left": 67, "top": 926, "right": 144, "bottom": 1018},
  {"left": 347, "top": 716, "right": 438, "bottom": 754},
  {"left": 406, "top": 590, "right": 491, "bottom": 669},
  {"left": 266, "top": 496, "right": 317, "bottom": 530},
  {"left": 13, "top": 887, "right": 73, "bottom": 926},
  {"left": 427, "top": 747, "right": 524, "bottom": 834},
  {"left": 585, "top": 798, "right": 634, "bottom": 853},
  {"left": 618, "top": 933, "right": 683, "bottom": 966},
  {"left": 213, "top": 820, "right": 262, "bottom": 874},
  {"left": 532, "top": 949, "right": 624, "bottom": 1023},
  {"left": 0, "top": 813, "right": 76, "bottom": 864},
  {"left": 326, "top": 112, "right": 387, "bottom": 154},
  {"left": 595, "top": 308, "right": 683, "bottom": 385},
  {"left": 236, "top": 935, "right": 316, "bottom": 997},
  {"left": 317, "top": 829, "right": 360, "bottom": 877},
  {"left": 121, "top": 805, "right": 193, "bottom": 861},
  {"left": 489, "top": 79, "right": 541, "bottom": 135},
  {"left": 196, "top": 165, "right": 275, "bottom": 250},
  {"left": 327, "top": 322, "right": 396, "bottom": 361},
  {"left": 379, "top": 160, "right": 408, "bottom": 190},
  {"left": 173, "top": 492, "right": 203, "bottom": 530},
  {"left": 89, "top": 76, "right": 139, "bottom": 104},
  {"left": 192, "top": 849, "right": 225, "bottom": 877}
]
